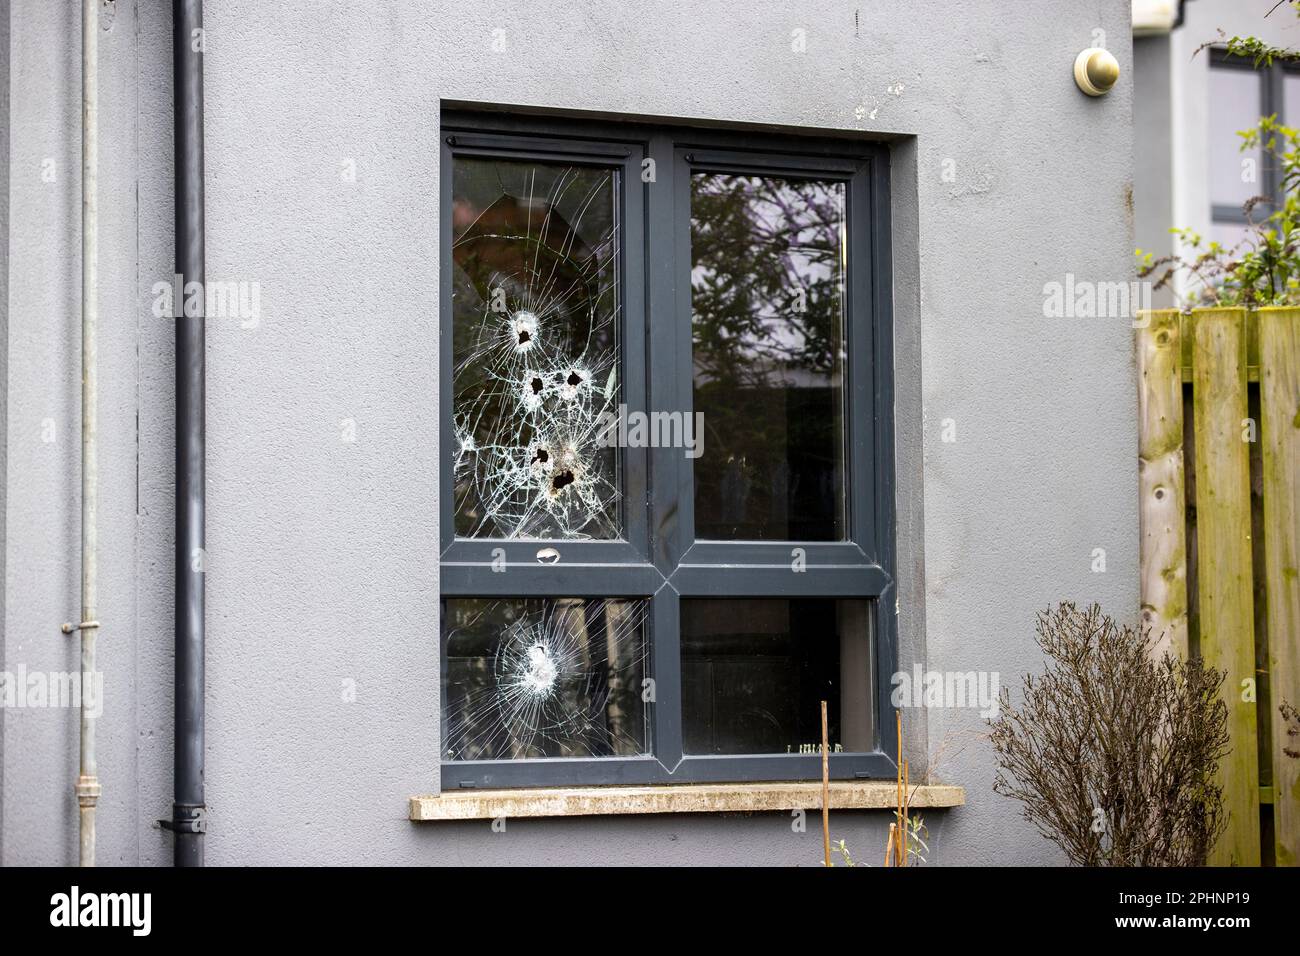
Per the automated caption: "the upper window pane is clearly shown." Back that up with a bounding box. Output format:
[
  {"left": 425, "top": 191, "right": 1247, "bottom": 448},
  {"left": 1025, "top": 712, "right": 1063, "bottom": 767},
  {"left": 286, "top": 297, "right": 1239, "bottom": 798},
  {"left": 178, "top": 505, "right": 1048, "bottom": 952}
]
[
  {"left": 1208, "top": 66, "right": 1264, "bottom": 210},
  {"left": 689, "top": 172, "right": 847, "bottom": 541},
  {"left": 451, "top": 158, "right": 622, "bottom": 540}
]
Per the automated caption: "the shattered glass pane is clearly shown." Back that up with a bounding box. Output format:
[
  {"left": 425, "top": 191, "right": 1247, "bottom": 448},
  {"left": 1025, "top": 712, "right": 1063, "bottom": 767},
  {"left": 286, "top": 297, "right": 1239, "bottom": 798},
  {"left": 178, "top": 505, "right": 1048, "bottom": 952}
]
[
  {"left": 451, "top": 158, "right": 623, "bottom": 540},
  {"left": 442, "top": 598, "right": 649, "bottom": 760},
  {"left": 690, "top": 173, "right": 847, "bottom": 541},
  {"left": 680, "top": 598, "right": 873, "bottom": 755}
]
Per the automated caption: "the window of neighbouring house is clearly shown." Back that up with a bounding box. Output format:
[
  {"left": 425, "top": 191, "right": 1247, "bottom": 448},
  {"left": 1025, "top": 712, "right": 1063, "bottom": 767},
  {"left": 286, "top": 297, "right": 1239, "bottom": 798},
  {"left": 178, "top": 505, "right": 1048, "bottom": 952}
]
[
  {"left": 1207, "top": 48, "right": 1300, "bottom": 247},
  {"left": 438, "top": 113, "right": 896, "bottom": 788}
]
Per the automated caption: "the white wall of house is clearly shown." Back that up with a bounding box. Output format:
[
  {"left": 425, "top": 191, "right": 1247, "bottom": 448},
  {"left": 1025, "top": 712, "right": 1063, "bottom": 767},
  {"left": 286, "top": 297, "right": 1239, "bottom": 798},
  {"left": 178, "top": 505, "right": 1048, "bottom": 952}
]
[{"left": 2, "top": 0, "right": 1136, "bottom": 865}]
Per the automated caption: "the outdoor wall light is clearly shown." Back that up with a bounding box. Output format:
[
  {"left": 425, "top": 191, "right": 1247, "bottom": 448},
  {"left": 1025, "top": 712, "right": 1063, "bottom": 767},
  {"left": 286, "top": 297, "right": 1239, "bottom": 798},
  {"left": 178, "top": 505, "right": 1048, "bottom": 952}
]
[{"left": 1074, "top": 47, "right": 1120, "bottom": 96}]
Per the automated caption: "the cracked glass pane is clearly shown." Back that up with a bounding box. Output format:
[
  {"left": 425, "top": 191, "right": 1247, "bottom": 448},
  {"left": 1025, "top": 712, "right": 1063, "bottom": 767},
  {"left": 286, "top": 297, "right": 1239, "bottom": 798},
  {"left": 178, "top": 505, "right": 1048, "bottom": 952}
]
[
  {"left": 680, "top": 598, "right": 872, "bottom": 755},
  {"left": 690, "top": 173, "right": 847, "bottom": 541},
  {"left": 452, "top": 158, "right": 622, "bottom": 540},
  {"left": 442, "top": 597, "right": 649, "bottom": 761}
]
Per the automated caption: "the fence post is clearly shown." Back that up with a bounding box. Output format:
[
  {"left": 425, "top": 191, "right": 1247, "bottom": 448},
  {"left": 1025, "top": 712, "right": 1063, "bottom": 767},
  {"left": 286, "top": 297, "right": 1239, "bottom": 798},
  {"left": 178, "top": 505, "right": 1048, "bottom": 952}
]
[
  {"left": 1259, "top": 306, "right": 1300, "bottom": 866},
  {"left": 1192, "top": 307, "right": 1262, "bottom": 867}
]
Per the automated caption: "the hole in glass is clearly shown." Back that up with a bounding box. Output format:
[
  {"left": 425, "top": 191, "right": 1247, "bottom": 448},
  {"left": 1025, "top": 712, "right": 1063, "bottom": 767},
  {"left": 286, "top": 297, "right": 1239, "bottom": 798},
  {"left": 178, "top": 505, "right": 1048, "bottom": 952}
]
[{"left": 442, "top": 597, "right": 649, "bottom": 760}]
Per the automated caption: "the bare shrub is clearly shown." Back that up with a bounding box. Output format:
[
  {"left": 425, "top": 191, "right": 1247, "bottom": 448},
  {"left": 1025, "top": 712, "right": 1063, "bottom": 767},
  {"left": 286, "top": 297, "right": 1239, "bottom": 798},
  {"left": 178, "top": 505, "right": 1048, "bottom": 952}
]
[
  {"left": 989, "top": 603, "right": 1230, "bottom": 866},
  {"left": 1282, "top": 700, "right": 1300, "bottom": 760}
]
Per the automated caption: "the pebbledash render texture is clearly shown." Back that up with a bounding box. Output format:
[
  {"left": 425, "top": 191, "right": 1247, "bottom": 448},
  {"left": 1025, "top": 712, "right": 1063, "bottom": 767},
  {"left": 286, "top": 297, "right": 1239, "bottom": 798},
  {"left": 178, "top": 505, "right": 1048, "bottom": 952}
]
[{"left": 1, "top": 0, "right": 1136, "bottom": 865}]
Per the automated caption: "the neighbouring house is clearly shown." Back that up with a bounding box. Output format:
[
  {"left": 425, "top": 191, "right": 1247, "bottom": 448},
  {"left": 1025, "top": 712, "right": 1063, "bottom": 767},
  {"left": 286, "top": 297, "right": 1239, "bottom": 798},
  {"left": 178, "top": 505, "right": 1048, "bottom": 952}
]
[
  {"left": 1132, "top": 0, "right": 1300, "bottom": 305},
  {"left": 0, "top": 1, "right": 1138, "bottom": 866}
]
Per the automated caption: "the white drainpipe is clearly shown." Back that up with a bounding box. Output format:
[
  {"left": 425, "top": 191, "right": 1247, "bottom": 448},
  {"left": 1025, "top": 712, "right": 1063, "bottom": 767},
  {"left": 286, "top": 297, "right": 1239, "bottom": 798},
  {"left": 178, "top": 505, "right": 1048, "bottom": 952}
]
[{"left": 63, "top": 0, "right": 102, "bottom": 868}]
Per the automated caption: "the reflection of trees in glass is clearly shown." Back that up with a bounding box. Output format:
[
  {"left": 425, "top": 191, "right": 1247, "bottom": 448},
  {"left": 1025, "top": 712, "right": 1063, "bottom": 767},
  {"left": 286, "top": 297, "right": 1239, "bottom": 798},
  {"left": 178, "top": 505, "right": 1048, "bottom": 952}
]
[
  {"left": 451, "top": 160, "right": 622, "bottom": 539},
  {"left": 691, "top": 174, "right": 844, "bottom": 386},
  {"left": 690, "top": 174, "right": 846, "bottom": 540}
]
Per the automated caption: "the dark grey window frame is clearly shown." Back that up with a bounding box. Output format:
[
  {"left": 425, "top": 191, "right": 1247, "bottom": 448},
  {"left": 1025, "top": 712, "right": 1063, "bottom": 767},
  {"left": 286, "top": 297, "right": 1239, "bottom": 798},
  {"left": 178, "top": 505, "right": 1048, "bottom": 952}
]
[
  {"left": 1209, "top": 47, "right": 1300, "bottom": 226},
  {"left": 439, "top": 111, "right": 897, "bottom": 789}
]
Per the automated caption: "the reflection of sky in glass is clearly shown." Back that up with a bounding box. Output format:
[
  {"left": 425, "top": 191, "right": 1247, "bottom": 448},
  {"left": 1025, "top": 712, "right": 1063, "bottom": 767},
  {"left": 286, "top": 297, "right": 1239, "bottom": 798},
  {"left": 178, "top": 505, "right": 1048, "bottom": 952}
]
[
  {"left": 1286, "top": 73, "right": 1300, "bottom": 135},
  {"left": 1208, "top": 67, "right": 1263, "bottom": 209}
]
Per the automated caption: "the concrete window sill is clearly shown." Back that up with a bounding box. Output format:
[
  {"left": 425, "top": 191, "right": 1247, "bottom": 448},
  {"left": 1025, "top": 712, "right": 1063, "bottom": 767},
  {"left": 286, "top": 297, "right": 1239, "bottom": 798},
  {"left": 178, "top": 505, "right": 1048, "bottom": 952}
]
[{"left": 409, "top": 781, "right": 965, "bottom": 821}]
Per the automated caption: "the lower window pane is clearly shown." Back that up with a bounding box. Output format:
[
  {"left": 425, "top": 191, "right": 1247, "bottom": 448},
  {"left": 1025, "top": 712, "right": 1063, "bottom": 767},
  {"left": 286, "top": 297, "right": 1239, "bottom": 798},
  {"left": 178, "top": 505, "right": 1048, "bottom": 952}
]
[
  {"left": 681, "top": 598, "right": 873, "bottom": 755},
  {"left": 442, "top": 597, "right": 649, "bottom": 760}
]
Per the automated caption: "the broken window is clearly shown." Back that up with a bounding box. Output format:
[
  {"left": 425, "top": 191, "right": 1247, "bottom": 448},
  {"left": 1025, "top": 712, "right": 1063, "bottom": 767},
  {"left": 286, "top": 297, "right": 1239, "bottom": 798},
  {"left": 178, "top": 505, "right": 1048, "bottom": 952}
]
[
  {"left": 443, "top": 597, "right": 648, "bottom": 760},
  {"left": 451, "top": 158, "right": 622, "bottom": 540},
  {"left": 440, "top": 117, "right": 895, "bottom": 787}
]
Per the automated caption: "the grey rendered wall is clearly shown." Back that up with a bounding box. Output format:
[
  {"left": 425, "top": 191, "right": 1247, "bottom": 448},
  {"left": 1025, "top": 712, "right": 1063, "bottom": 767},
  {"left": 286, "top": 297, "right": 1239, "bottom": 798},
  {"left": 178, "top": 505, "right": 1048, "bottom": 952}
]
[
  {"left": 2, "top": 0, "right": 140, "bottom": 865},
  {"left": 4, "top": 0, "right": 86, "bottom": 863},
  {"left": 3, "top": 0, "right": 1136, "bottom": 866},
  {"left": 0, "top": 0, "right": 9, "bottom": 865}
]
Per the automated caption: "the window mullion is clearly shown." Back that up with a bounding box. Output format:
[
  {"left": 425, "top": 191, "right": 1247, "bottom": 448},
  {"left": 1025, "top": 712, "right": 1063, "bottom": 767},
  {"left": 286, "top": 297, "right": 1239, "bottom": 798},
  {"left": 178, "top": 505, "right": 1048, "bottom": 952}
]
[
  {"left": 649, "top": 587, "right": 683, "bottom": 771},
  {"left": 1265, "top": 65, "right": 1285, "bottom": 209},
  {"left": 646, "top": 132, "right": 684, "bottom": 575}
]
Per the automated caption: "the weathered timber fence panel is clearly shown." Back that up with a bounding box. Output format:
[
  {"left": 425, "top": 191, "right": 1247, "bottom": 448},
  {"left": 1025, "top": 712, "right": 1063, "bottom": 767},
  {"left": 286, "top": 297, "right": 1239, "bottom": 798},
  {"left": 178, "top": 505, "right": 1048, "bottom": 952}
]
[
  {"left": 1190, "top": 309, "right": 1261, "bottom": 867},
  {"left": 1139, "top": 307, "right": 1299, "bottom": 866}
]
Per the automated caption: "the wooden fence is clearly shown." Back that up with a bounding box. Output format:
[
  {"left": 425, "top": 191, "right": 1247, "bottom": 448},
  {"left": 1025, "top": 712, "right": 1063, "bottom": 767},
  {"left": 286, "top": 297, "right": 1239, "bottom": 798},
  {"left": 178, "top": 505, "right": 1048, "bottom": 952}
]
[{"left": 1138, "top": 307, "right": 1299, "bottom": 867}]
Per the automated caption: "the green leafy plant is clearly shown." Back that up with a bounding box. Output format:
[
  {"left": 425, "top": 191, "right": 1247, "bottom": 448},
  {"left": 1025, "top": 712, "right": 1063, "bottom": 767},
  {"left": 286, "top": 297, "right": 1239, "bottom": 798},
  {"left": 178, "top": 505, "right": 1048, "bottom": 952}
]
[
  {"left": 900, "top": 815, "right": 929, "bottom": 865},
  {"left": 830, "top": 839, "right": 856, "bottom": 867},
  {"left": 1198, "top": 1, "right": 1300, "bottom": 68},
  {"left": 825, "top": 817, "right": 928, "bottom": 868}
]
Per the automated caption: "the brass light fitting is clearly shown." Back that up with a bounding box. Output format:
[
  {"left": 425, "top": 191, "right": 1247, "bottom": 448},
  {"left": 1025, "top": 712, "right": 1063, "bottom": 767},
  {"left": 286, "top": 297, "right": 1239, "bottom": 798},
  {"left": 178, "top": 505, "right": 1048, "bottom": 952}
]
[{"left": 1074, "top": 47, "right": 1120, "bottom": 97}]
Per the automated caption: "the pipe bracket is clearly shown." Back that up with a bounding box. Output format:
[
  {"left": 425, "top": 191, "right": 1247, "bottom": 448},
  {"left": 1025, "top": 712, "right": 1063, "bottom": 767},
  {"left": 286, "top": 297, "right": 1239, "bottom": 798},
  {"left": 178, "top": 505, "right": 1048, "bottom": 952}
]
[
  {"left": 75, "top": 775, "right": 102, "bottom": 806},
  {"left": 61, "top": 620, "right": 101, "bottom": 634},
  {"left": 160, "top": 805, "right": 207, "bottom": 834}
]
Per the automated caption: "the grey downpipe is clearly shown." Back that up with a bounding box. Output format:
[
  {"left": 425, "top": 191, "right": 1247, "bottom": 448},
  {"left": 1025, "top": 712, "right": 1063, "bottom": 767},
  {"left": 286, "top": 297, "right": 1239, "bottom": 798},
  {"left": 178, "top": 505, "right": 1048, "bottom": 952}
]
[{"left": 172, "top": 0, "right": 206, "bottom": 867}]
